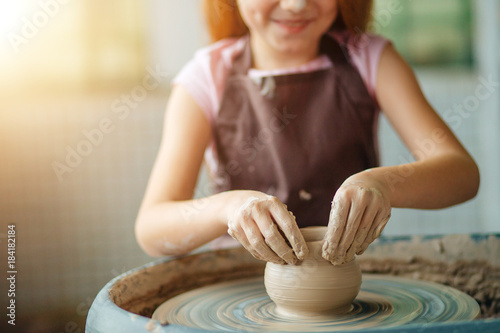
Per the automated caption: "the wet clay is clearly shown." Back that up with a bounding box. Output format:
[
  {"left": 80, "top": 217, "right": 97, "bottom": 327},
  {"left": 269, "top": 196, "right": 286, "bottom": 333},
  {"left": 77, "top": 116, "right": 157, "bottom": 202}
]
[
  {"left": 228, "top": 196, "right": 308, "bottom": 265},
  {"left": 359, "top": 257, "right": 500, "bottom": 319},
  {"left": 264, "top": 227, "right": 362, "bottom": 317}
]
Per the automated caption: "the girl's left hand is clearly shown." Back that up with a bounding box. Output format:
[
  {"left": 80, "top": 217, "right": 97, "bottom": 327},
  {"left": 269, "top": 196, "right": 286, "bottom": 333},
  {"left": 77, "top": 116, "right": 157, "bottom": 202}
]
[{"left": 322, "top": 171, "right": 392, "bottom": 265}]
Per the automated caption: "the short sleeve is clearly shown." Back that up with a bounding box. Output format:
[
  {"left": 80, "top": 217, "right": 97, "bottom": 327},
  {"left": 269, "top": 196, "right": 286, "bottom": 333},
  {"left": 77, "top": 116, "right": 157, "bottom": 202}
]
[
  {"left": 331, "top": 31, "right": 391, "bottom": 104},
  {"left": 171, "top": 38, "right": 244, "bottom": 125},
  {"left": 170, "top": 38, "right": 244, "bottom": 174},
  {"left": 172, "top": 52, "right": 216, "bottom": 124}
]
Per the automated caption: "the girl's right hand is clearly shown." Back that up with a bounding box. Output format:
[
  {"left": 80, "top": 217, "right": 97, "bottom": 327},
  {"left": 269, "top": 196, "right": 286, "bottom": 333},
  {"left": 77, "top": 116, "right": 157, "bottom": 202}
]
[{"left": 227, "top": 194, "right": 309, "bottom": 265}]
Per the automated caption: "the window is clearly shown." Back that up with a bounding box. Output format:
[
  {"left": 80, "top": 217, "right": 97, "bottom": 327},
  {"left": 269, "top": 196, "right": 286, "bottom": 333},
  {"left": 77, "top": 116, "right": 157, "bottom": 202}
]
[
  {"left": 1, "top": 0, "right": 146, "bottom": 95},
  {"left": 373, "top": 0, "right": 473, "bottom": 67}
]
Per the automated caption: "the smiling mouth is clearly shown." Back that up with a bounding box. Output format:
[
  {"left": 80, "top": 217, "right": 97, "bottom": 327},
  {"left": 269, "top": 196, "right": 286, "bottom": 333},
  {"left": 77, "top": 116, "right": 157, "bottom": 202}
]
[{"left": 272, "top": 19, "right": 311, "bottom": 33}]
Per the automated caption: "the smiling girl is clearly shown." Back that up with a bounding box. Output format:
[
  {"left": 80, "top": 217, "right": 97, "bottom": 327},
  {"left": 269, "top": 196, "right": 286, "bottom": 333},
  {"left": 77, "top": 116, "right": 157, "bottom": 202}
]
[{"left": 135, "top": 0, "right": 479, "bottom": 266}]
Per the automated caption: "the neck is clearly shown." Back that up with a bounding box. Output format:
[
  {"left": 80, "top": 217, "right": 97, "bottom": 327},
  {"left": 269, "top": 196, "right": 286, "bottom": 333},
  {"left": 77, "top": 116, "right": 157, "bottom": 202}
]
[{"left": 249, "top": 35, "right": 320, "bottom": 70}]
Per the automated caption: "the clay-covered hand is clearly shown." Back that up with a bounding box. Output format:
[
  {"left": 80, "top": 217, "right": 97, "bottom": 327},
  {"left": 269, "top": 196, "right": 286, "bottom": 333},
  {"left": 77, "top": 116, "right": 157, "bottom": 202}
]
[
  {"left": 228, "top": 195, "right": 309, "bottom": 265},
  {"left": 322, "top": 172, "right": 392, "bottom": 265}
]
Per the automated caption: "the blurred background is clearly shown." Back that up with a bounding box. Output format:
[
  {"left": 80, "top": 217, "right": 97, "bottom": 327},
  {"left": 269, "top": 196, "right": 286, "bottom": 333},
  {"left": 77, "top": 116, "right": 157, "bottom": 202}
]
[{"left": 0, "top": 0, "right": 498, "bottom": 331}]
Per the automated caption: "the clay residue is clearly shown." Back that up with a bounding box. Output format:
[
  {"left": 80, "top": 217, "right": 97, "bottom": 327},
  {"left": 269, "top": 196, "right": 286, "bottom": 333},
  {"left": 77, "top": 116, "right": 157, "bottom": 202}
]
[
  {"left": 362, "top": 234, "right": 500, "bottom": 266},
  {"left": 145, "top": 318, "right": 160, "bottom": 332},
  {"left": 358, "top": 257, "right": 500, "bottom": 319},
  {"left": 108, "top": 247, "right": 265, "bottom": 318},
  {"left": 128, "top": 264, "right": 264, "bottom": 318}
]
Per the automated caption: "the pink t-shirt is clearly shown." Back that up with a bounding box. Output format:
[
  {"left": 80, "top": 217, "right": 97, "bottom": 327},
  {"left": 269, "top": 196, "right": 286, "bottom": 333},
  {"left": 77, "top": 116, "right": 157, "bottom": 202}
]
[{"left": 173, "top": 31, "right": 389, "bottom": 176}]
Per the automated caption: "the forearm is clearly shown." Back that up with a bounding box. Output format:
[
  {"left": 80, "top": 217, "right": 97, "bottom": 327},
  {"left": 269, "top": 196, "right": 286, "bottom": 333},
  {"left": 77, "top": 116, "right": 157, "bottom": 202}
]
[
  {"left": 363, "top": 153, "right": 479, "bottom": 209},
  {"left": 135, "top": 190, "right": 267, "bottom": 256}
]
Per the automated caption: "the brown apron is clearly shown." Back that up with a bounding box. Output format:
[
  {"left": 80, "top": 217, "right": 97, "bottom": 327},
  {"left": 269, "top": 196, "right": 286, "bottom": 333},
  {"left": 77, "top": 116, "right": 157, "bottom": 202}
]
[{"left": 213, "top": 34, "right": 379, "bottom": 227}]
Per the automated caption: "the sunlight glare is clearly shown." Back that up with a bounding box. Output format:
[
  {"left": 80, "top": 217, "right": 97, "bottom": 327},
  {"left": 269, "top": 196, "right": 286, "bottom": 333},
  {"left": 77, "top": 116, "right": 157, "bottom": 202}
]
[{"left": 0, "top": 2, "right": 24, "bottom": 36}]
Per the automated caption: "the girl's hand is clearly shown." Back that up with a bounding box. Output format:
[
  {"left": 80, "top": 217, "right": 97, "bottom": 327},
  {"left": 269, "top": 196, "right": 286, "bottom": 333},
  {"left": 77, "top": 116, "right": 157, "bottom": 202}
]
[
  {"left": 322, "top": 171, "right": 392, "bottom": 265},
  {"left": 227, "top": 194, "right": 309, "bottom": 265}
]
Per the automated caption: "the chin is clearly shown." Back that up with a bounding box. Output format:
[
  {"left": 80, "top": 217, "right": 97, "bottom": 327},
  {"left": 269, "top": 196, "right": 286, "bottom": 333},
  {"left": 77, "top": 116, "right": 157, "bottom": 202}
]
[{"left": 270, "top": 36, "right": 317, "bottom": 54}]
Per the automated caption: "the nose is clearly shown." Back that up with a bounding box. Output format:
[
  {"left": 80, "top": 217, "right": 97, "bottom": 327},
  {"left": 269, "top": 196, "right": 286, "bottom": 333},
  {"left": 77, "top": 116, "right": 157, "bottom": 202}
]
[{"left": 280, "top": 0, "right": 307, "bottom": 13}]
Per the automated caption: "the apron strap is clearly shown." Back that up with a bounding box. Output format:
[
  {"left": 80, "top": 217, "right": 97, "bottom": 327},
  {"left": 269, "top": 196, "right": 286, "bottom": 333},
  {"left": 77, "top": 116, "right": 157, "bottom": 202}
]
[{"left": 320, "top": 34, "right": 351, "bottom": 67}]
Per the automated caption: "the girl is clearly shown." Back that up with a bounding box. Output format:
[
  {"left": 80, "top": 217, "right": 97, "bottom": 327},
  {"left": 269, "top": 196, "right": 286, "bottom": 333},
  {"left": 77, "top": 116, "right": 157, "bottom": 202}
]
[{"left": 135, "top": 0, "right": 479, "bottom": 266}]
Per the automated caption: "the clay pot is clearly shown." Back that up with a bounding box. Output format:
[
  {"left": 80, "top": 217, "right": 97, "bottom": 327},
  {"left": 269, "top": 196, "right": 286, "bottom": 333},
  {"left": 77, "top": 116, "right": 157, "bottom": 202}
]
[{"left": 264, "top": 226, "right": 362, "bottom": 317}]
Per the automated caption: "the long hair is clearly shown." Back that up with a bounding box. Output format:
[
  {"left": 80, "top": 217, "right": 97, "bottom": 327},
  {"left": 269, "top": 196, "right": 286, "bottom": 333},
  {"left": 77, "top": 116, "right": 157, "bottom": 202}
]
[{"left": 203, "top": 0, "right": 374, "bottom": 43}]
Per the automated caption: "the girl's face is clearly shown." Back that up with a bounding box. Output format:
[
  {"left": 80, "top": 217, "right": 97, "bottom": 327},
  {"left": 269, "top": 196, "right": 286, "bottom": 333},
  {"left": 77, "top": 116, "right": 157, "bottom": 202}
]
[{"left": 237, "top": 0, "right": 339, "bottom": 55}]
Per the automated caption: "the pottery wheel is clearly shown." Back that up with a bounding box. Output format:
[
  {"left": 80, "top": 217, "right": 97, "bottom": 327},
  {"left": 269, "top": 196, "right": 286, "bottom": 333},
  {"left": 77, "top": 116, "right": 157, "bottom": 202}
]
[{"left": 152, "top": 274, "right": 479, "bottom": 332}]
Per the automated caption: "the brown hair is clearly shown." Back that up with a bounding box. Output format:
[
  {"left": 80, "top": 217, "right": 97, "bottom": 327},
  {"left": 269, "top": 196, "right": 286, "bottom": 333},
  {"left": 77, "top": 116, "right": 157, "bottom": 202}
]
[{"left": 203, "top": 0, "right": 373, "bottom": 43}]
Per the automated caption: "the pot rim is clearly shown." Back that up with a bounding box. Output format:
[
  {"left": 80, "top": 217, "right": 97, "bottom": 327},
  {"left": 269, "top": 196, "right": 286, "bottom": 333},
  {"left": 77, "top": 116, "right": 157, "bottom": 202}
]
[{"left": 300, "top": 226, "right": 328, "bottom": 243}]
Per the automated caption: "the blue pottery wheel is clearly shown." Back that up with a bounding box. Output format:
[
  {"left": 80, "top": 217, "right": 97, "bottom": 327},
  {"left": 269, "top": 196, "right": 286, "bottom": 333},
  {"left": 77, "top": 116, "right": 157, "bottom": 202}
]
[
  {"left": 151, "top": 275, "right": 479, "bottom": 332},
  {"left": 86, "top": 235, "right": 500, "bottom": 333}
]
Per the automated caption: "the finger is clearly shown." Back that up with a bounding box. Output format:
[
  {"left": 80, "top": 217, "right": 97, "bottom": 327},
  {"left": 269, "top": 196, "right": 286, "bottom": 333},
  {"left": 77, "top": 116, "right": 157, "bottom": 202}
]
[
  {"left": 373, "top": 210, "right": 391, "bottom": 239},
  {"left": 243, "top": 218, "right": 286, "bottom": 265},
  {"left": 368, "top": 209, "right": 391, "bottom": 241},
  {"left": 356, "top": 242, "right": 370, "bottom": 256},
  {"left": 229, "top": 215, "right": 285, "bottom": 264},
  {"left": 266, "top": 196, "right": 308, "bottom": 260},
  {"left": 354, "top": 209, "right": 381, "bottom": 256},
  {"left": 228, "top": 224, "right": 265, "bottom": 261},
  {"left": 322, "top": 199, "right": 350, "bottom": 262},
  {"left": 254, "top": 210, "right": 297, "bottom": 265},
  {"left": 356, "top": 210, "right": 391, "bottom": 255},
  {"left": 330, "top": 201, "right": 366, "bottom": 265},
  {"left": 344, "top": 203, "right": 379, "bottom": 262}
]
